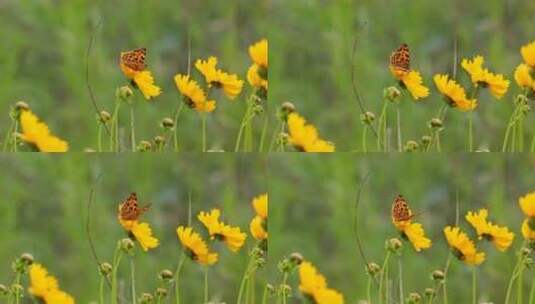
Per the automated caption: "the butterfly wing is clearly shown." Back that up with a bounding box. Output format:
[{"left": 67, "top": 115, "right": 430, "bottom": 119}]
[
  {"left": 389, "top": 43, "right": 410, "bottom": 73},
  {"left": 121, "top": 48, "right": 147, "bottom": 71},
  {"left": 120, "top": 192, "right": 140, "bottom": 221},
  {"left": 392, "top": 194, "right": 412, "bottom": 222}
]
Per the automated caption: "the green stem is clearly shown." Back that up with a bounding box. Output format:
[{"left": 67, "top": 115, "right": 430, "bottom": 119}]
[
  {"left": 367, "top": 276, "right": 372, "bottom": 304},
  {"left": 442, "top": 254, "right": 452, "bottom": 304},
  {"left": 130, "top": 257, "right": 136, "bottom": 304},
  {"left": 396, "top": 106, "right": 402, "bottom": 152},
  {"left": 111, "top": 242, "right": 123, "bottom": 304},
  {"left": 235, "top": 98, "right": 255, "bottom": 152},
  {"left": 13, "top": 272, "right": 21, "bottom": 304},
  {"left": 99, "top": 275, "right": 105, "bottom": 304},
  {"left": 130, "top": 106, "right": 136, "bottom": 152},
  {"left": 259, "top": 111, "right": 269, "bottom": 152},
  {"left": 362, "top": 125, "right": 368, "bottom": 152},
  {"left": 201, "top": 113, "right": 207, "bottom": 152},
  {"left": 518, "top": 115, "right": 524, "bottom": 152},
  {"left": 173, "top": 102, "right": 185, "bottom": 152},
  {"left": 261, "top": 284, "right": 269, "bottom": 304},
  {"left": 528, "top": 272, "right": 535, "bottom": 304},
  {"left": 505, "top": 244, "right": 526, "bottom": 304},
  {"left": 204, "top": 267, "right": 209, "bottom": 303},
  {"left": 174, "top": 254, "right": 187, "bottom": 304},
  {"left": 472, "top": 267, "right": 477, "bottom": 304},
  {"left": 12, "top": 121, "right": 18, "bottom": 152},
  {"left": 398, "top": 258, "right": 404, "bottom": 304},
  {"left": 377, "top": 101, "right": 389, "bottom": 151},
  {"left": 3, "top": 117, "right": 15, "bottom": 152},
  {"left": 517, "top": 263, "right": 525, "bottom": 304},
  {"left": 237, "top": 256, "right": 255, "bottom": 304},
  {"left": 268, "top": 120, "right": 283, "bottom": 152},
  {"left": 281, "top": 273, "right": 289, "bottom": 304},
  {"left": 97, "top": 123, "right": 103, "bottom": 152},
  {"left": 468, "top": 111, "right": 474, "bottom": 152},
  {"left": 379, "top": 251, "right": 391, "bottom": 304},
  {"left": 110, "top": 101, "right": 121, "bottom": 152}
]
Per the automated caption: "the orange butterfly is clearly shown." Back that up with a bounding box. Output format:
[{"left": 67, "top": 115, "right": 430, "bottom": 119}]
[
  {"left": 120, "top": 48, "right": 147, "bottom": 72},
  {"left": 389, "top": 43, "right": 410, "bottom": 75},
  {"left": 391, "top": 194, "right": 413, "bottom": 222},
  {"left": 119, "top": 192, "right": 151, "bottom": 221}
]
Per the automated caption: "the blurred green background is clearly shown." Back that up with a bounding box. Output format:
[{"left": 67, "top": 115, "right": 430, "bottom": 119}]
[
  {"left": 268, "top": 154, "right": 535, "bottom": 303},
  {"left": 0, "top": 153, "right": 267, "bottom": 303},
  {"left": 0, "top": 0, "right": 268, "bottom": 151},
  {"left": 271, "top": 0, "right": 535, "bottom": 151}
]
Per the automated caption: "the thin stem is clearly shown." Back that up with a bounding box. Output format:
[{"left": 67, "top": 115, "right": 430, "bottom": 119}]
[
  {"left": 281, "top": 273, "right": 289, "bottom": 304},
  {"left": 377, "top": 101, "right": 389, "bottom": 151},
  {"left": 379, "top": 251, "right": 391, "bottom": 304},
  {"left": 367, "top": 276, "right": 372, "bottom": 304},
  {"left": 13, "top": 272, "right": 21, "bottom": 304},
  {"left": 12, "top": 121, "right": 18, "bottom": 152},
  {"left": 396, "top": 106, "right": 402, "bottom": 152},
  {"left": 99, "top": 275, "right": 105, "bottom": 304},
  {"left": 3, "top": 117, "right": 15, "bottom": 152},
  {"left": 261, "top": 284, "right": 269, "bottom": 304},
  {"left": 236, "top": 256, "right": 255, "bottom": 304},
  {"left": 97, "top": 123, "right": 103, "bottom": 152},
  {"left": 174, "top": 254, "right": 187, "bottom": 304},
  {"left": 130, "top": 257, "right": 136, "bottom": 304},
  {"left": 528, "top": 272, "right": 535, "bottom": 304},
  {"left": 259, "top": 111, "right": 269, "bottom": 152},
  {"left": 442, "top": 254, "right": 452, "bottom": 304},
  {"left": 235, "top": 98, "right": 255, "bottom": 152},
  {"left": 111, "top": 242, "right": 123, "bottom": 304},
  {"left": 398, "top": 258, "right": 404, "bottom": 304},
  {"left": 472, "top": 267, "right": 477, "bottom": 304},
  {"left": 468, "top": 111, "right": 474, "bottom": 152},
  {"left": 130, "top": 106, "right": 136, "bottom": 151},
  {"left": 204, "top": 266, "right": 209, "bottom": 304},
  {"left": 362, "top": 125, "right": 368, "bottom": 152},
  {"left": 110, "top": 101, "right": 121, "bottom": 152},
  {"left": 268, "top": 120, "right": 283, "bottom": 152},
  {"left": 517, "top": 262, "right": 525, "bottom": 304},
  {"left": 505, "top": 247, "right": 524, "bottom": 304},
  {"left": 173, "top": 102, "right": 185, "bottom": 152},
  {"left": 201, "top": 113, "right": 207, "bottom": 152}
]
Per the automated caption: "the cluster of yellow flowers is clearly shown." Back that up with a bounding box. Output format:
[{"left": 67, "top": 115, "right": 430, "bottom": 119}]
[
  {"left": 519, "top": 191, "right": 535, "bottom": 241},
  {"left": 29, "top": 263, "right": 75, "bottom": 304},
  {"left": 299, "top": 261, "right": 344, "bottom": 304},
  {"left": 514, "top": 42, "right": 535, "bottom": 95}
]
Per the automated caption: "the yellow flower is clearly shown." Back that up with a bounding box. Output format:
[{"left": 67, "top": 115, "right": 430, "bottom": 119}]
[
  {"left": 521, "top": 41, "right": 535, "bottom": 68},
  {"left": 443, "top": 226, "right": 485, "bottom": 265},
  {"left": 433, "top": 74, "right": 477, "bottom": 111},
  {"left": 287, "top": 112, "right": 335, "bottom": 152},
  {"left": 461, "top": 56, "right": 509, "bottom": 99},
  {"left": 519, "top": 191, "right": 535, "bottom": 218},
  {"left": 29, "top": 264, "right": 59, "bottom": 299},
  {"left": 174, "top": 74, "right": 216, "bottom": 113},
  {"left": 29, "top": 264, "right": 75, "bottom": 304},
  {"left": 247, "top": 64, "right": 268, "bottom": 90},
  {"left": 299, "top": 261, "right": 344, "bottom": 304},
  {"left": 393, "top": 220, "right": 432, "bottom": 252},
  {"left": 20, "top": 110, "right": 69, "bottom": 152},
  {"left": 252, "top": 193, "right": 268, "bottom": 219},
  {"left": 117, "top": 207, "right": 159, "bottom": 252},
  {"left": 299, "top": 262, "right": 327, "bottom": 296},
  {"left": 250, "top": 216, "right": 268, "bottom": 240},
  {"left": 514, "top": 64, "right": 535, "bottom": 90},
  {"left": 465, "top": 209, "right": 514, "bottom": 251},
  {"left": 521, "top": 219, "right": 535, "bottom": 241},
  {"left": 198, "top": 209, "right": 247, "bottom": 252},
  {"left": 399, "top": 70, "right": 430, "bottom": 100},
  {"left": 249, "top": 39, "right": 268, "bottom": 68},
  {"left": 176, "top": 226, "right": 218, "bottom": 265},
  {"left": 119, "top": 58, "right": 161, "bottom": 100},
  {"left": 195, "top": 57, "right": 244, "bottom": 99}
]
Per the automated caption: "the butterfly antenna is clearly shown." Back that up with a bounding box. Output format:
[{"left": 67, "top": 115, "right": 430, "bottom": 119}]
[
  {"left": 85, "top": 173, "right": 111, "bottom": 286},
  {"left": 350, "top": 21, "right": 380, "bottom": 144},
  {"left": 85, "top": 19, "right": 111, "bottom": 136},
  {"left": 353, "top": 171, "right": 378, "bottom": 284}
]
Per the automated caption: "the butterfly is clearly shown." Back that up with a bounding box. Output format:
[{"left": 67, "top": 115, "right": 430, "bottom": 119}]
[
  {"left": 119, "top": 192, "right": 151, "bottom": 221},
  {"left": 120, "top": 48, "right": 147, "bottom": 72},
  {"left": 389, "top": 43, "right": 410, "bottom": 74},
  {"left": 391, "top": 194, "right": 413, "bottom": 222}
]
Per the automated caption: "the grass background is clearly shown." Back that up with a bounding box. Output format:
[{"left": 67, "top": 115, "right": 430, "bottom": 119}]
[
  {"left": 0, "top": 0, "right": 268, "bottom": 151},
  {"left": 268, "top": 154, "right": 535, "bottom": 303},
  {"left": 271, "top": 0, "right": 535, "bottom": 151},
  {"left": 0, "top": 153, "right": 268, "bottom": 303}
]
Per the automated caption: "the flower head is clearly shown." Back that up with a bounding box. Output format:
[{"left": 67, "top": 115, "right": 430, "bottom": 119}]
[
  {"left": 299, "top": 261, "right": 344, "bottom": 304},
  {"left": 399, "top": 70, "right": 430, "bottom": 100},
  {"left": 461, "top": 55, "right": 509, "bottom": 99},
  {"left": 393, "top": 220, "right": 432, "bottom": 252},
  {"left": 249, "top": 39, "right": 268, "bottom": 69},
  {"left": 514, "top": 64, "right": 535, "bottom": 91},
  {"left": 195, "top": 57, "right": 244, "bottom": 99},
  {"left": 521, "top": 41, "right": 535, "bottom": 68},
  {"left": 198, "top": 209, "right": 247, "bottom": 252},
  {"left": 117, "top": 205, "right": 159, "bottom": 252},
  {"left": 247, "top": 64, "right": 268, "bottom": 91},
  {"left": 176, "top": 226, "right": 218, "bottom": 265},
  {"left": 20, "top": 110, "right": 69, "bottom": 152},
  {"left": 443, "top": 226, "right": 485, "bottom": 265},
  {"left": 119, "top": 51, "right": 161, "bottom": 100},
  {"left": 287, "top": 112, "right": 335, "bottom": 152},
  {"left": 433, "top": 74, "right": 477, "bottom": 111},
  {"left": 465, "top": 209, "right": 514, "bottom": 251},
  {"left": 250, "top": 193, "right": 268, "bottom": 240},
  {"left": 174, "top": 74, "right": 216, "bottom": 113},
  {"left": 519, "top": 191, "right": 535, "bottom": 217},
  {"left": 252, "top": 193, "right": 268, "bottom": 219},
  {"left": 29, "top": 264, "right": 75, "bottom": 304},
  {"left": 521, "top": 219, "right": 535, "bottom": 241}
]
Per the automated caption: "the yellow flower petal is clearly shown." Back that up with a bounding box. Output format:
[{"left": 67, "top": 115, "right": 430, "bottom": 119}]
[
  {"left": 198, "top": 209, "right": 247, "bottom": 252},
  {"left": 252, "top": 193, "right": 268, "bottom": 219},
  {"left": 287, "top": 112, "right": 335, "bottom": 152},
  {"left": 402, "top": 222, "right": 432, "bottom": 252},
  {"left": 519, "top": 191, "right": 535, "bottom": 217},
  {"left": 133, "top": 71, "right": 162, "bottom": 100},
  {"left": 131, "top": 222, "right": 159, "bottom": 251},
  {"left": 20, "top": 110, "right": 69, "bottom": 152},
  {"left": 444, "top": 226, "right": 485, "bottom": 265},
  {"left": 298, "top": 262, "right": 327, "bottom": 296},
  {"left": 174, "top": 74, "right": 216, "bottom": 113},
  {"left": 249, "top": 39, "right": 268, "bottom": 68},
  {"left": 521, "top": 219, "right": 535, "bottom": 241},
  {"left": 250, "top": 216, "right": 268, "bottom": 240},
  {"left": 514, "top": 64, "right": 534, "bottom": 89},
  {"left": 176, "top": 226, "right": 218, "bottom": 265},
  {"left": 433, "top": 74, "right": 477, "bottom": 112},
  {"left": 521, "top": 41, "right": 535, "bottom": 68},
  {"left": 401, "top": 70, "right": 429, "bottom": 100},
  {"left": 466, "top": 209, "right": 514, "bottom": 251}
]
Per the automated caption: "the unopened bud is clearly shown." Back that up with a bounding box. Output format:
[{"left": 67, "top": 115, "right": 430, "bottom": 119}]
[
  {"left": 384, "top": 86, "right": 401, "bottom": 102},
  {"left": 289, "top": 252, "right": 304, "bottom": 265},
  {"left": 429, "top": 118, "right": 443, "bottom": 129},
  {"left": 161, "top": 118, "right": 174, "bottom": 129}
]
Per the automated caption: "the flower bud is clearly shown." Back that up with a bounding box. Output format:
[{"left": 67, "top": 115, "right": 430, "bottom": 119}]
[
  {"left": 360, "top": 111, "right": 376, "bottom": 125},
  {"left": 407, "top": 292, "right": 421, "bottom": 303},
  {"left": 387, "top": 238, "right": 403, "bottom": 253},
  {"left": 139, "top": 292, "right": 154, "bottom": 304},
  {"left": 424, "top": 288, "right": 435, "bottom": 298},
  {"left": 15, "top": 101, "right": 30, "bottom": 112},
  {"left": 421, "top": 135, "right": 432, "bottom": 145},
  {"left": 20, "top": 253, "right": 34, "bottom": 266},
  {"left": 266, "top": 283, "right": 276, "bottom": 295},
  {"left": 404, "top": 140, "right": 419, "bottom": 152},
  {"left": 99, "top": 263, "right": 113, "bottom": 277},
  {"left": 0, "top": 284, "right": 8, "bottom": 296},
  {"left": 117, "top": 86, "right": 134, "bottom": 102},
  {"left": 277, "top": 133, "right": 289, "bottom": 146},
  {"left": 429, "top": 118, "right": 443, "bottom": 129},
  {"left": 289, "top": 252, "right": 304, "bottom": 265},
  {"left": 99, "top": 111, "right": 111, "bottom": 124},
  {"left": 121, "top": 238, "right": 135, "bottom": 253},
  {"left": 159, "top": 269, "right": 174, "bottom": 281},
  {"left": 138, "top": 140, "right": 152, "bottom": 152},
  {"left": 155, "top": 288, "right": 167, "bottom": 298},
  {"left": 160, "top": 118, "right": 174, "bottom": 129},
  {"left": 278, "top": 102, "right": 296, "bottom": 121},
  {"left": 279, "top": 284, "right": 291, "bottom": 297},
  {"left": 384, "top": 86, "right": 401, "bottom": 103},
  {"left": 366, "top": 262, "right": 381, "bottom": 276},
  {"left": 10, "top": 284, "right": 23, "bottom": 295},
  {"left": 431, "top": 270, "right": 445, "bottom": 282},
  {"left": 154, "top": 136, "right": 165, "bottom": 145}
]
